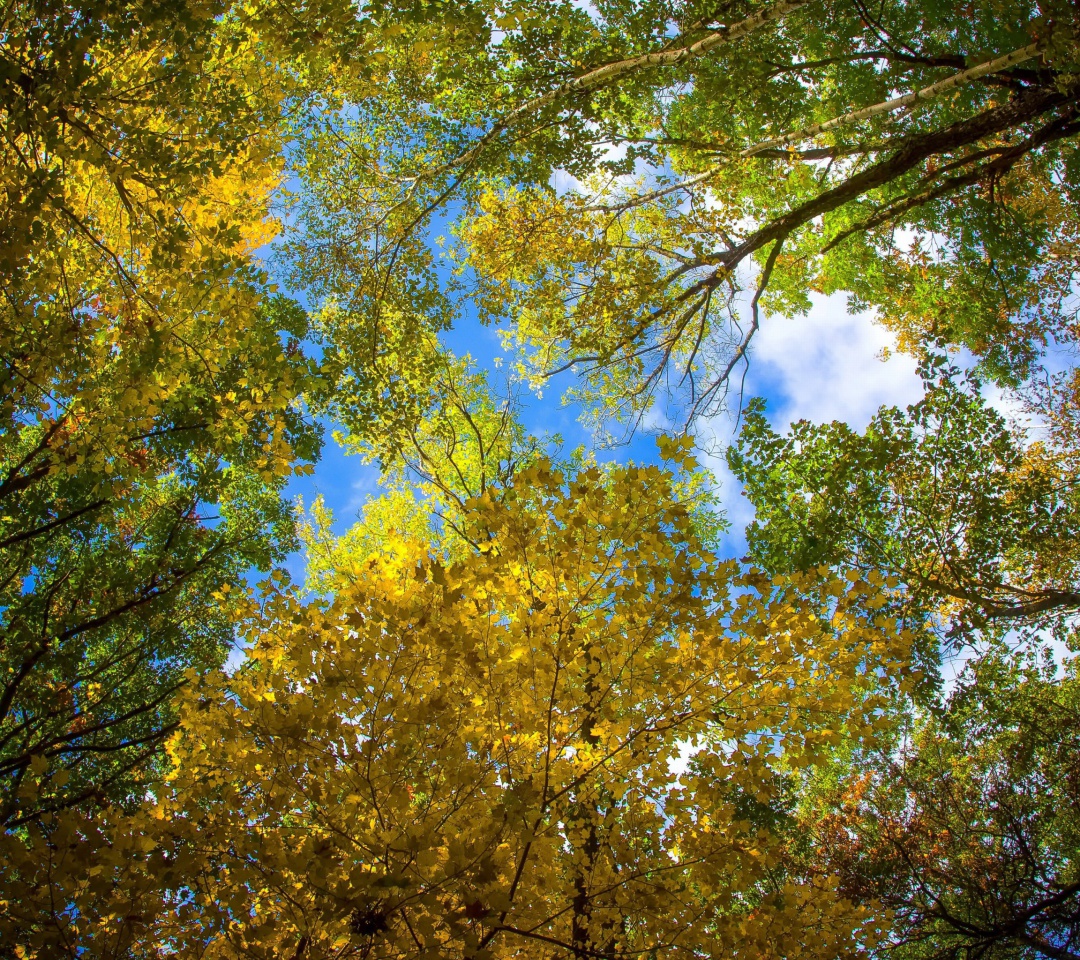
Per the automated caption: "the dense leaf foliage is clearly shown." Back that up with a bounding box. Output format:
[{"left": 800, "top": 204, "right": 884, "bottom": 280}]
[
  {"left": 729, "top": 358, "right": 1080, "bottom": 646},
  {"left": 803, "top": 648, "right": 1080, "bottom": 960},
  {"left": 2, "top": 1, "right": 1080, "bottom": 959},
  {"left": 0, "top": 0, "right": 326, "bottom": 823},
  {"left": 2, "top": 452, "right": 917, "bottom": 958},
  {"left": 288, "top": 0, "right": 1080, "bottom": 433}
]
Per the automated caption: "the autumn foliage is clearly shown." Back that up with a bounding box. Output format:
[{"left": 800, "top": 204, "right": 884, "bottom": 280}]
[
  {"left": 2, "top": 450, "right": 920, "bottom": 957},
  {"left": 3, "top": 0, "right": 1080, "bottom": 958}
]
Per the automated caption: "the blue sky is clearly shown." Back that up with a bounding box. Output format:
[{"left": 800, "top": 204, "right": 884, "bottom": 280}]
[
  {"left": 273, "top": 269, "right": 928, "bottom": 565},
  {"left": 264, "top": 113, "right": 939, "bottom": 569},
  {"left": 249, "top": 211, "right": 1045, "bottom": 688}
]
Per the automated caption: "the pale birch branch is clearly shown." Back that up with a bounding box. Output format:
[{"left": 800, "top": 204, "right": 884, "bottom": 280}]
[
  {"left": 581, "top": 166, "right": 721, "bottom": 212},
  {"left": 741, "top": 40, "right": 1043, "bottom": 157},
  {"left": 427, "top": 0, "right": 815, "bottom": 177}
]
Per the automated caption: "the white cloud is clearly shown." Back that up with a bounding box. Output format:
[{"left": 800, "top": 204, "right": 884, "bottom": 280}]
[
  {"left": 549, "top": 168, "right": 584, "bottom": 195},
  {"left": 747, "top": 292, "right": 924, "bottom": 430},
  {"left": 568, "top": 0, "right": 600, "bottom": 19},
  {"left": 697, "top": 442, "right": 756, "bottom": 556},
  {"left": 697, "top": 293, "right": 925, "bottom": 553},
  {"left": 979, "top": 379, "right": 1033, "bottom": 430}
]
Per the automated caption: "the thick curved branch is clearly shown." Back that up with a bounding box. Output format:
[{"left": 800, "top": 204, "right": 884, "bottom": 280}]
[
  {"left": 701, "top": 82, "right": 1079, "bottom": 296},
  {"left": 820, "top": 108, "right": 1080, "bottom": 254}
]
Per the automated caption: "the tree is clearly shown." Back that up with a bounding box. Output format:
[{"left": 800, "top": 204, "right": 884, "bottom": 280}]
[
  {"left": 286, "top": 0, "right": 1080, "bottom": 435},
  {"left": 0, "top": 292, "right": 321, "bottom": 828},
  {"left": 727, "top": 359, "right": 1080, "bottom": 959},
  {"left": 300, "top": 352, "right": 548, "bottom": 599},
  {"left": 0, "top": 0, "right": 336, "bottom": 823},
  {"left": 2, "top": 449, "right": 917, "bottom": 958},
  {"left": 727, "top": 357, "right": 1080, "bottom": 647},
  {"left": 301, "top": 350, "right": 725, "bottom": 595},
  {"left": 799, "top": 645, "right": 1080, "bottom": 960}
]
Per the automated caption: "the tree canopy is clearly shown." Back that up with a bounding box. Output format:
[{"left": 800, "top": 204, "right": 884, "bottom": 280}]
[
  {"left": 801, "top": 646, "right": 1080, "bottom": 960},
  {"left": 729, "top": 357, "right": 1080, "bottom": 646},
  {"left": 288, "top": 0, "right": 1080, "bottom": 434},
  {"left": 3, "top": 451, "right": 919, "bottom": 958},
  {"left": 2, "top": 1, "right": 1080, "bottom": 958}
]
